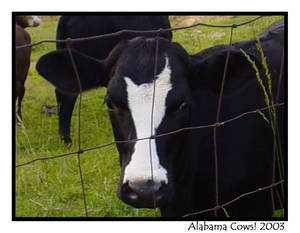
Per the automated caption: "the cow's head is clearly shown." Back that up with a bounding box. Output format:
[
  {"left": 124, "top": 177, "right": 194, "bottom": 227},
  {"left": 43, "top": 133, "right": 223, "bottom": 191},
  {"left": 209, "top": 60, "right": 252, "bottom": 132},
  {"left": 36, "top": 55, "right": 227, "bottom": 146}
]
[
  {"left": 36, "top": 37, "right": 257, "bottom": 209},
  {"left": 103, "top": 38, "right": 192, "bottom": 207},
  {"left": 16, "top": 15, "right": 41, "bottom": 28}
]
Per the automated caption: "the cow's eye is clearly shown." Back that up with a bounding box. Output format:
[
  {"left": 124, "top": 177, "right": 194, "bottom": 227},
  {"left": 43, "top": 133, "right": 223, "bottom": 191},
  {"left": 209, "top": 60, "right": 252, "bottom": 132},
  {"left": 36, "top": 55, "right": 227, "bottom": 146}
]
[
  {"left": 104, "top": 96, "right": 115, "bottom": 112},
  {"left": 167, "top": 102, "right": 188, "bottom": 114},
  {"left": 105, "top": 97, "right": 128, "bottom": 113},
  {"left": 106, "top": 101, "right": 115, "bottom": 112},
  {"left": 179, "top": 102, "right": 188, "bottom": 111}
]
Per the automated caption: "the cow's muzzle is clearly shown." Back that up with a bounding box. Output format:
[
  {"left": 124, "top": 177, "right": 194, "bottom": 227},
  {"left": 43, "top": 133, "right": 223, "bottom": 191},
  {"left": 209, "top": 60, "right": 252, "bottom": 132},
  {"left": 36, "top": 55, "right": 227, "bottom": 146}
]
[{"left": 119, "top": 179, "right": 168, "bottom": 208}]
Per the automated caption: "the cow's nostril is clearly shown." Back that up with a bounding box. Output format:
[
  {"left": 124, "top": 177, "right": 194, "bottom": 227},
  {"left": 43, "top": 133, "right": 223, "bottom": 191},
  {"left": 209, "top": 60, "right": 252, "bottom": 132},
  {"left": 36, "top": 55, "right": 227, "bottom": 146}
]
[
  {"left": 128, "top": 192, "right": 138, "bottom": 201},
  {"left": 128, "top": 180, "right": 162, "bottom": 194}
]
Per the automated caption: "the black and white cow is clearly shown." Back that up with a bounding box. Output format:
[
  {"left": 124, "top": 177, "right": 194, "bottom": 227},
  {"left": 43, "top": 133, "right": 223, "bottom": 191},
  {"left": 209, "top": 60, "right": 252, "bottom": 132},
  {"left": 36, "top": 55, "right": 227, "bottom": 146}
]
[
  {"left": 36, "top": 19, "right": 285, "bottom": 217},
  {"left": 54, "top": 16, "right": 172, "bottom": 144}
]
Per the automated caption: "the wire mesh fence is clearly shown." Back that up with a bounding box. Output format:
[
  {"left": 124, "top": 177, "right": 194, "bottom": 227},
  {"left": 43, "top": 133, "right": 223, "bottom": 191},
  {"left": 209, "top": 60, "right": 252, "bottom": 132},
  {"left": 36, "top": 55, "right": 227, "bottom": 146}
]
[{"left": 15, "top": 15, "right": 286, "bottom": 218}]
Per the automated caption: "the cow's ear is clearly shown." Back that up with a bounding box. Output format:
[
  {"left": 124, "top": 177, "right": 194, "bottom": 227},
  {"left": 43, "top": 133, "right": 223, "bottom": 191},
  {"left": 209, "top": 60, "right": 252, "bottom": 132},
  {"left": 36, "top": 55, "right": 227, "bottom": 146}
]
[
  {"left": 36, "top": 49, "right": 109, "bottom": 95},
  {"left": 189, "top": 49, "right": 260, "bottom": 94}
]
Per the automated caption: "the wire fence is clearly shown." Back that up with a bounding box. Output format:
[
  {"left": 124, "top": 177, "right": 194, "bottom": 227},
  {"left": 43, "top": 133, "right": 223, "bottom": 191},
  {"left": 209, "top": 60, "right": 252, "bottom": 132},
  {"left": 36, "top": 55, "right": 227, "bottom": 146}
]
[{"left": 15, "top": 15, "right": 285, "bottom": 218}]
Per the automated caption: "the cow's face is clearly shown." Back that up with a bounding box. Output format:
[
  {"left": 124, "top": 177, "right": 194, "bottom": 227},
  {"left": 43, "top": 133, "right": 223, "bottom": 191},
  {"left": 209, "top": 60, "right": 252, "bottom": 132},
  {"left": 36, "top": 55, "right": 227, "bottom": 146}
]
[{"left": 105, "top": 38, "right": 191, "bottom": 208}]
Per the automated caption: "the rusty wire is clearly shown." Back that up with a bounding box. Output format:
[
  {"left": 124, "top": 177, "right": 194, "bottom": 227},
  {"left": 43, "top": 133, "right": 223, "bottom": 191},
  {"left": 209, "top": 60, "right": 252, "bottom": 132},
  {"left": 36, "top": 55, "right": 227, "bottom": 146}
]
[
  {"left": 182, "top": 180, "right": 284, "bottom": 217},
  {"left": 148, "top": 32, "right": 162, "bottom": 214},
  {"left": 14, "top": 15, "right": 286, "bottom": 218},
  {"left": 15, "top": 16, "right": 264, "bottom": 50},
  {"left": 15, "top": 103, "right": 284, "bottom": 168},
  {"left": 65, "top": 39, "right": 88, "bottom": 217},
  {"left": 212, "top": 26, "right": 235, "bottom": 217}
]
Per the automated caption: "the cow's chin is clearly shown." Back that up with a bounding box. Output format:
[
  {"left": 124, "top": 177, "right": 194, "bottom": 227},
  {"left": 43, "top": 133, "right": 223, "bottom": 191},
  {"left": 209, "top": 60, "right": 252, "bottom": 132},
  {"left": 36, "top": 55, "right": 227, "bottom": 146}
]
[{"left": 117, "top": 181, "right": 173, "bottom": 209}]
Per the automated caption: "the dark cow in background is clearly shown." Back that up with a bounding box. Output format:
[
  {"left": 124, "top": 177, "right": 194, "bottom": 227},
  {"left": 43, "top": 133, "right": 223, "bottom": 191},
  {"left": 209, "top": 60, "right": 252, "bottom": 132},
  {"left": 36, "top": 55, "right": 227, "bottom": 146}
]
[
  {"left": 37, "top": 19, "right": 285, "bottom": 217},
  {"left": 15, "top": 16, "right": 40, "bottom": 123},
  {"left": 54, "top": 16, "right": 172, "bottom": 144}
]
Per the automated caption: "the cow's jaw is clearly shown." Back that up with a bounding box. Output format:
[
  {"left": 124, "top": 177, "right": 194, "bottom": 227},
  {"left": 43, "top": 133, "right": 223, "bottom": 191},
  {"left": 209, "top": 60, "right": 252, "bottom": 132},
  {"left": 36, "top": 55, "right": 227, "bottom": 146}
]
[{"left": 123, "top": 56, "right": 172, "bottom": 185}]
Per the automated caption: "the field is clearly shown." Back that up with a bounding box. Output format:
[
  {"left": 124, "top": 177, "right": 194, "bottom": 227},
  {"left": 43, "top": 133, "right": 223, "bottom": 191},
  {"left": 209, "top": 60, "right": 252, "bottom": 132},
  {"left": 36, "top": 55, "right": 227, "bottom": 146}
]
[{"left": 15, "top": 15, "right": 284, "bottom": 217}]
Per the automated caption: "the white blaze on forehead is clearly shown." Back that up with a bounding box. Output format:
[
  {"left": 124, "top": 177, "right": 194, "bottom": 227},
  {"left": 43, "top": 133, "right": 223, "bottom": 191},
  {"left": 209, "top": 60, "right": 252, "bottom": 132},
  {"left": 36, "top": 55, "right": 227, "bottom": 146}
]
[{"left": 123, "top": 56, "right": 172, "bottom": 184}]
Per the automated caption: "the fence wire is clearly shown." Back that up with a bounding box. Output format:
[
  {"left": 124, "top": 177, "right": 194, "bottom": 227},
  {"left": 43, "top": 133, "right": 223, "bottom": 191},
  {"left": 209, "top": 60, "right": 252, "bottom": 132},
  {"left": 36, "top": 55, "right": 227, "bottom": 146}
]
[{"left": 15, "top": 15, "right": 285, "bottom": 218}]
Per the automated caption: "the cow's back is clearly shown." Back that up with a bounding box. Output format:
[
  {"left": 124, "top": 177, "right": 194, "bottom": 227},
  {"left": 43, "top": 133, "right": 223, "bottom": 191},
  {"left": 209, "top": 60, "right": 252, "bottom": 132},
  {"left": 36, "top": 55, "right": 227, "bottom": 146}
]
[{"left": 56, "top": 16, "right": 172, "bottom": 59}]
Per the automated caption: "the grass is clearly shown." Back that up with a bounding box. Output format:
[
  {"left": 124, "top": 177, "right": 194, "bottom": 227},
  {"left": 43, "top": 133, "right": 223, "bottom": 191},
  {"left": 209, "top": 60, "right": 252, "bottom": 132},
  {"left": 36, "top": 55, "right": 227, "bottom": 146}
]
[
  {"left": 15, "top": 15, "right": 284, "bottom": 217},
  {"left": 241, "top": 38, "right": 285, "bottom": 215}
]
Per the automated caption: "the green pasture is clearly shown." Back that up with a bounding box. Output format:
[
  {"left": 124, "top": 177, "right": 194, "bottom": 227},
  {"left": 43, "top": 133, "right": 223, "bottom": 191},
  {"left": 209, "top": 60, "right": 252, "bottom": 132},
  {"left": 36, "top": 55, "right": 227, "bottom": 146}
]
[{"left": 15, "top": 15, "right": 284, "bottom": 217}]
